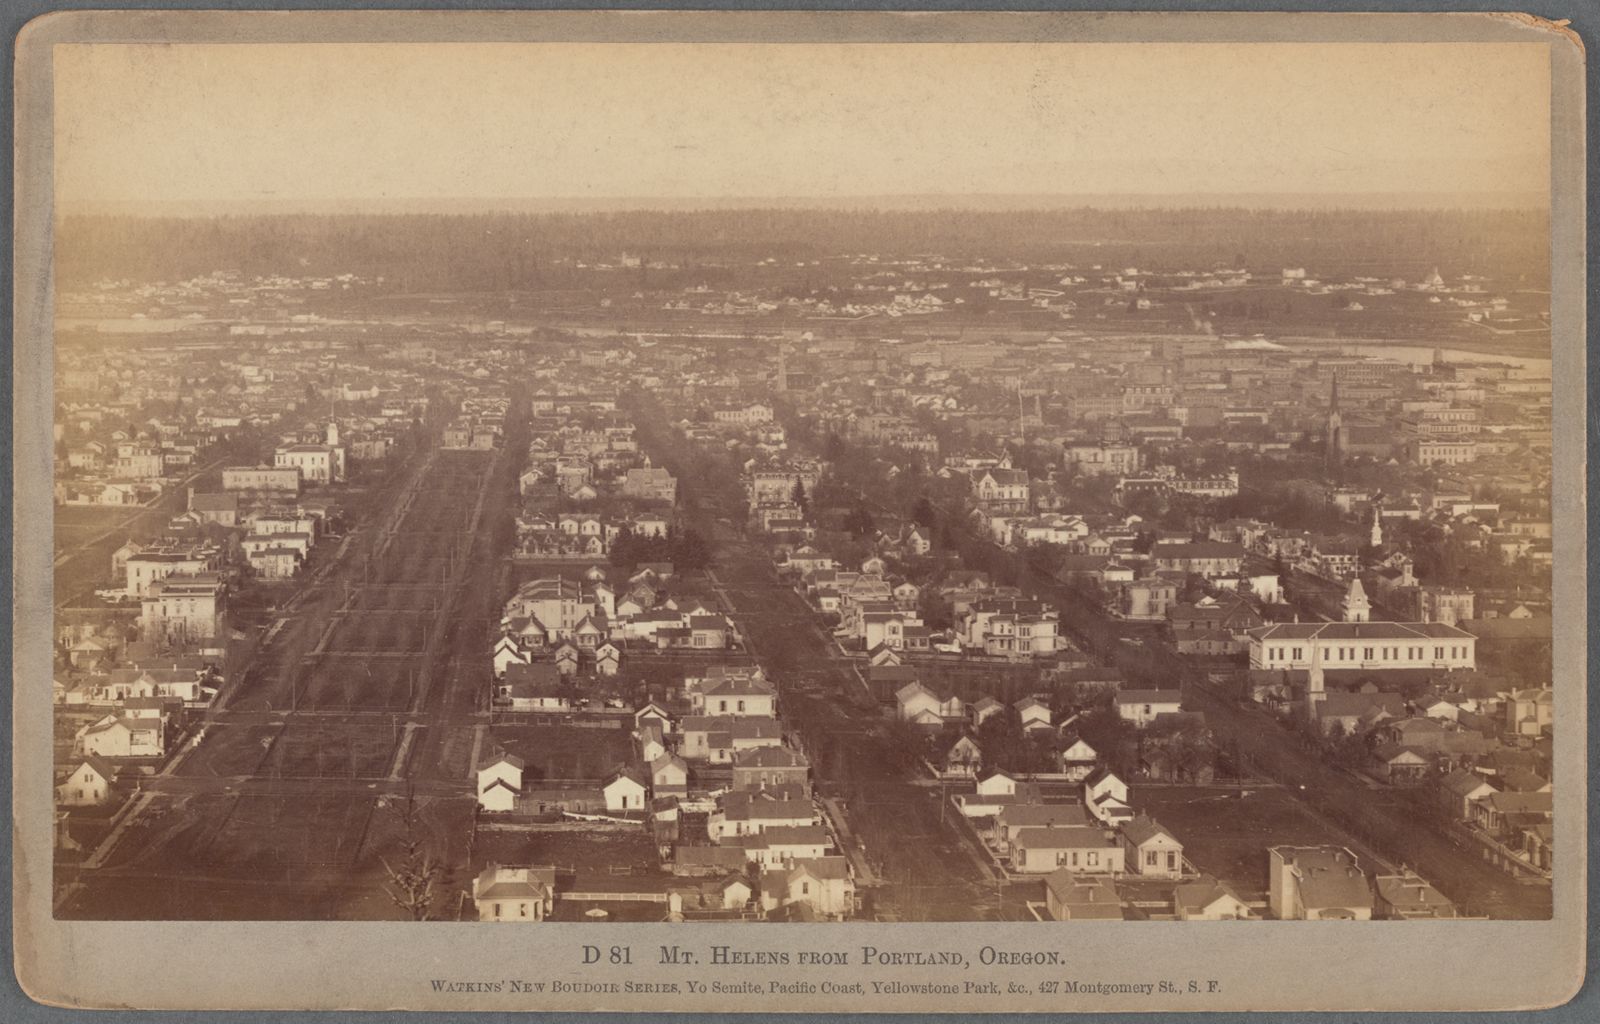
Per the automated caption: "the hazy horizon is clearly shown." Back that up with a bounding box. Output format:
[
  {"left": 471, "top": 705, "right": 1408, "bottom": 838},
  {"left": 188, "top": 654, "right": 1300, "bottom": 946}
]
[{"left": 59, "top": 191, "right": 1550, "bottom": 219}]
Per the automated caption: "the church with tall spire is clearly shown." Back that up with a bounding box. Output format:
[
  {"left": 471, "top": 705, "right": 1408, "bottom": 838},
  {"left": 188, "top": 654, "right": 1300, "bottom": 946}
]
[
  {"left": 1324, "top": 374, "right": 1344, "bottom": 468},
  {"left": 1340, "top": 576, "right": 1371, "bottom": 623}
]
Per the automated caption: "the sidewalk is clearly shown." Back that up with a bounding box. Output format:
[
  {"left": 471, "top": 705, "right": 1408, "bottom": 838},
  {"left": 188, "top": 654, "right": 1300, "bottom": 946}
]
[{"left": 820, "top": 795, "right": 879, "bottom": 886}]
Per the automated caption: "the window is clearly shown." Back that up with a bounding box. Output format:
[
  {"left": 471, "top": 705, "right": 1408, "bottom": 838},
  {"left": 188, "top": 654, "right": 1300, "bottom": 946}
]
[
  {"left": 1168, "top": 852, "right": 1178, "bottom": 870},
  {"left": 1070, "top": 852, "right": 1079, "bottom": 867},
  {"left": 1088, "top": 852, "right": 1099, "bottom": 867},
  {"left": 1435, "top": 647, "right": 1445, "bottom": 660},
  {"left": 1363, "top": 648, "right": 1373, "bottom": 661},
  {"left": 737, "top": 700, "right": 746, "bottom": 713},
  {"left": 519, "top": 903, "right": 528, "bottom": 918},
  {"left": 1146, "top": 850, "right": 1158, "bottom": 866},
  {"left": 1292, "top": 647, "right": 1302, "bottom": 661},
  {"left": 801, "top": 882, "right": 810, "bottom": 895},
  {"left": 719, "top": 700, "right": 728, "bottom": 713},
  {"left": 494, "top": 904, "right": 502, "bottom": 918}
]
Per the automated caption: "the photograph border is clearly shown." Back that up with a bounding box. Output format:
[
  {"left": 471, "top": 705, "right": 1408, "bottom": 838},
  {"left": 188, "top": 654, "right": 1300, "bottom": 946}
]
[{"left": 7, "top": 2, "right": 1595, "bottom": 1019}]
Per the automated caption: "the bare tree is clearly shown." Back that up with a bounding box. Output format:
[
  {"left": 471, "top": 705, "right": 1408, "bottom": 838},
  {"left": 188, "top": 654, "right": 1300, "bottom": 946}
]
[{"left": 381, "top": 784, "right": 441, "bottom": 921}]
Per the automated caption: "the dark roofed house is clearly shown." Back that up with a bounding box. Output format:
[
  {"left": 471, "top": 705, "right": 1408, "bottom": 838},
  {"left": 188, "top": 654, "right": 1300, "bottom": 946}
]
[
  {"left": 1373, "top": 870, "right": 1459, "bottom": 919},
  {"left": 1044, "top": 872, "right": 1124, "bottom": 921}
]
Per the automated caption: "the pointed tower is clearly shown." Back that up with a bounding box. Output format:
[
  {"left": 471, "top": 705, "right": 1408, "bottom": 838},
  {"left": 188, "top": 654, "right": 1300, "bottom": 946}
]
[
  {"left": 326, "top": 421, "right": 340, "bottom": 447},
  {"left": 1368, "top": 506, "right": 1383, "bottom": 549},
  {"left": 1305, "top": 638, "right": 1326, "bottom": 721},
  {"left": 1341, "top": 576, "right": 1370, "bottom": 623},
  {"left": 1325, "top": 374, "right": 1343, "bottom": 468}
]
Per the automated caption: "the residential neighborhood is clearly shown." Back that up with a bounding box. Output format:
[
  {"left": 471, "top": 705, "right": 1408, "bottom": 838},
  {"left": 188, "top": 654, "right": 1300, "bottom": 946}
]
[{"left": 51, "top": 206, "right": 1555, "bottom": 927}]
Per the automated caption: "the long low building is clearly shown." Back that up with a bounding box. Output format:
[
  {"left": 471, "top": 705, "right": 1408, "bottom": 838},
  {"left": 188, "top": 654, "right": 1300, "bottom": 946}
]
[{"left": 1247, "top": 621, "right": 1476, "bottom": 673}]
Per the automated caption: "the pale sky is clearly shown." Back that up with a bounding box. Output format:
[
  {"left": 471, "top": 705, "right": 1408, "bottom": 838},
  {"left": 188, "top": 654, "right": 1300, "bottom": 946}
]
[{"left": 53, "top": 42, "right": 1551, "bottom": 208}]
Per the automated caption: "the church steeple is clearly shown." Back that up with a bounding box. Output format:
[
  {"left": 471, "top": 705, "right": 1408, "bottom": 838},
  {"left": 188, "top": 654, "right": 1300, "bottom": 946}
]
[
  {"left": 1325, "top": 374, "right": 1344, "bottom": 467},
  {"left": 1305, "top": 637, "right": 1326, "bottom": 720},
  {"left": 1341, "top": 576, "right": 1370, "bottom": 623}
]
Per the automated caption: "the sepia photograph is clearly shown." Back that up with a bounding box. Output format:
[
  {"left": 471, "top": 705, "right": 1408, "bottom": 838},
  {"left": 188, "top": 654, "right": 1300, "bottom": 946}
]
[{"left": 11, "top": 9, "right": 1587, "bottom": 1014}]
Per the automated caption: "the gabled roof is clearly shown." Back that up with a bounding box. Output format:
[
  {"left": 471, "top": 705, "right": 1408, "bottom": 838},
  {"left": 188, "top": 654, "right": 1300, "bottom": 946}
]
[
  {"left": 72, "top": 754, "right": 120, "bottom": 783},
  {"left": 1440, "top": 768, "right": 1496, "bottom": 798},
  {"left": 997, "top": 802, "right": 1088, "bottom": 830},
  {"left": 1120, "top": 815, "right": 1179, "bottom": 848},
  {"left": 1013, "top": 825, "right": 1113, "bottom": 850},
  {"left": 1043, "top": 872, "right": 1122, "bottom": 917},
  {"left": 732, "top": 746, "right": 809, "bottom": 769},
  {"left": 1173, "top": 876, "right": 1247, "bottom": 915},
  {"left": 478, "top": 751, "right": 526, "bottom": 772}
]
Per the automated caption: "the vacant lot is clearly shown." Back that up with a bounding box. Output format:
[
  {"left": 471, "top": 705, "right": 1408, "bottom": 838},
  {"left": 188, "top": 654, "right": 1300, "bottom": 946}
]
[
  {"left": 487, "top": 722, "right": 633, "bottom": 783},
  {"left": 172, "top": 723, "right": 280, "bottom": 778},
  {"left": 206, "top": 791, "right": 377, "bottom": 881},
  {"left": 97, "top": 793, "right": 238, "bottom": 874},
  {"left": 349, "top": 586, "right": 446, "bottom": 612},
  {"left": 261, "top": 720, "right": 400, "bottom": 778},
  {"left": 54, "top": 505, "right": 133, "bottom": 547},
  {"left": 60, "top": 873, "right": 355, "bottom": 921},
  {"left": 323, "top": 610, "right": 432, "bottom": 653},
  {"left": 472, "top": 823, "right": 662, "bottom": 877},
  {"left": 1134, "top": 785, "right": 1377, "bottom": 899},
  {"left": 296, "top": 655, "right": 416, "bottom": 710},
  {"left": 375, "top": 546, "right": 454, "bottom": 585}
]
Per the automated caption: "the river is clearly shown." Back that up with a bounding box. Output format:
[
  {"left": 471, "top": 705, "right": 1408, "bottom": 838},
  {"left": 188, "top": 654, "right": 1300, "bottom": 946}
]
[{"left": 1273, "top": 338, "right": 1551, "bottom": 376}]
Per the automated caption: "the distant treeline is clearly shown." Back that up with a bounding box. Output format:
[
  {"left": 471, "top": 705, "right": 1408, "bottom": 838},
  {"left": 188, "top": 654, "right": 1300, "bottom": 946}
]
[{"left": 56, "top": 207, "right": 1550, "bottom": 292}]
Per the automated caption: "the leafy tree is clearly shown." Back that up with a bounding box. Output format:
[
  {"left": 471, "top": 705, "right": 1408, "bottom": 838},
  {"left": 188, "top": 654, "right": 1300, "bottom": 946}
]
[
  {"left": 790, "top": 477, "right": 809, "bottom": 516},
  {"left": 671, "top": 526, "right": 713, "bottom": 571},
  {"left": 608, "top": 525, "right": 637, "bottom": 568},
  {"left": 843, "top": 504, "right": 876, "bottom": 539},
  {"left": 911, "top": 496, "right": 937, "bottom": 530}
]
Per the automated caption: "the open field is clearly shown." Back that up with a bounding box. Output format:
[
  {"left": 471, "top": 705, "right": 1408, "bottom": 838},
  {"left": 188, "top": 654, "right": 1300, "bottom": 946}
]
[
  {"left": 61, "top": 874, "right": 354, "bottom": 921},
  {"left": 487, "top": 722, "right": 634, "bottom": 783},
  {"left": 1133, "top": 785, "right": 1377, "bottom": 899},
  {"left": 53, "top": 505, "right": 136, "bottom": 548},
  {"left": 348, "top": 586, "right": 446, "bottom": 612},
  {"left": 259, "top": 720, "right": 403, "bottom": 779},
  {"left": 171, "top": 723, "right": 280, "bottom": 777},
  {"left": 295, "top": 655, "right": 418, "bottom": 710},
  {"left": 323, "top": 610, "right": 433, "bottom": 653},
  {"left": 472, "top": 823, "right": 662, "bottom": 877},
  {"left": 206, "top": 792, "right": 378, "bottom": 880},
  {"left": 374, "top": 546, "right": 455, "bottom": 586}
]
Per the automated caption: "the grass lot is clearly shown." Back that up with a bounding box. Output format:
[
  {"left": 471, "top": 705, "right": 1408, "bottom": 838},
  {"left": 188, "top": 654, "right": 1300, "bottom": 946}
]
[
  {"left": 261, "top": 720, "right": 400, "bottom": 778},
  {"left": 54, "top": 505, "right": 134, "bottom": 548},
  {"left": 350, "top": 587, "right": 446, "bottom": 612},
  {"left": 206, "top": 792, "right": 377, "bottom": 880},
  {"left": 1133, "top": 785, "right": 1376, "bottom": 899},
  {"left": 472, "top": 824, "right": 663, "bottom": 878},
  {"left": 61, "top": 874, "right": 352, "bottom": 921},
  {"left": 172, "top": 724, "right": 280, "bottom": 777},
  {"left": 296, "top": 656, "right": 416, "bottom": 710},
  {"left": 324, "top": 611, "right": 432, "bottom": 653},
  {"left": 488, "top": 722, "right": 634, "bottom": 783},
  {"left": 375, "top": 546, "right": 453, "bottom": 585},
  {"left": 98, "top": 793, "right": 237, "bottom": 874}
]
